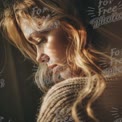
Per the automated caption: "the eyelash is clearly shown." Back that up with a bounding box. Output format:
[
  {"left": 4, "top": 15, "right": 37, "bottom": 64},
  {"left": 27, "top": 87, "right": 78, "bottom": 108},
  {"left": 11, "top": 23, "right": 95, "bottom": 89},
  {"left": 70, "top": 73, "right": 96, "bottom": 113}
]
[{"left": 37, "top": 37, "right": 47, "bottom": 46}]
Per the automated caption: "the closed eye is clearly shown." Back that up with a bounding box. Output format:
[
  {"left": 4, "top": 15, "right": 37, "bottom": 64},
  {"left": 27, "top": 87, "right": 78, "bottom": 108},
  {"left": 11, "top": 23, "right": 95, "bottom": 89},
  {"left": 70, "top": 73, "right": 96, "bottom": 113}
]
[
  {"left": 28, "top": 30, "right": 49, "bottom": 46},
  {"left": 37, "top": 37, "right": 47, "bottom": 46}
]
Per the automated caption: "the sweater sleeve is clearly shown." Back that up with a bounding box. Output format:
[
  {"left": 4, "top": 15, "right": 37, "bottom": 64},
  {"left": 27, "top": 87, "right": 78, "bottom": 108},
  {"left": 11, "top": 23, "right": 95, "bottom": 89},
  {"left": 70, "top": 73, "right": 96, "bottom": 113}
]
[{"left": 37, "top": 77, "right": 85, "bottom": 122}]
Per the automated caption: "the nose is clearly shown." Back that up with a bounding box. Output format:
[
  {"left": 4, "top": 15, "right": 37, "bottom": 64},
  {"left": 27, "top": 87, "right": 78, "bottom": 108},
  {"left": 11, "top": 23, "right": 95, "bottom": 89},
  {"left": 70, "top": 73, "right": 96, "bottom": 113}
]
[{"left": 36, "top": 53, "right": 50, "bottom": 63}]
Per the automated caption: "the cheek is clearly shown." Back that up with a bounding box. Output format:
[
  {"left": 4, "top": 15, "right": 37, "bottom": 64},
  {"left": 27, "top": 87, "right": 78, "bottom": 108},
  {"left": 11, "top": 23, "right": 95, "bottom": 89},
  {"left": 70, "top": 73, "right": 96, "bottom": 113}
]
[{"left": 45, "top": 37, "right": 67, "bottom": 57}]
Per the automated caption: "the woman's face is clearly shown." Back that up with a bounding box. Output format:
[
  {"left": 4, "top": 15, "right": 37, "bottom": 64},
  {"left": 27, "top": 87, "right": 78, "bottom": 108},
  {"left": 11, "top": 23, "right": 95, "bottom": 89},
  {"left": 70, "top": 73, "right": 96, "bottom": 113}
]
[{"left": 20, "top": 19, "right": 72, "bottom": 83}]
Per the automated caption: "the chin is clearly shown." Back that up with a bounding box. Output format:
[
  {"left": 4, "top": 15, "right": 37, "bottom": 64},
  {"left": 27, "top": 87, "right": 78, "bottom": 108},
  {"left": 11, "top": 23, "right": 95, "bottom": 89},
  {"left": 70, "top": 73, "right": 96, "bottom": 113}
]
[{"left": 60, "top": 67, "right": 73, "bottom": 80}]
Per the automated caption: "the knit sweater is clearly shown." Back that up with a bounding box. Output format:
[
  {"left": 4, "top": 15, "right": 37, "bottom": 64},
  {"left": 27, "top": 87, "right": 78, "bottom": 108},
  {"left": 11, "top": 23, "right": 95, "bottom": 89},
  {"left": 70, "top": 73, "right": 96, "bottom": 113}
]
[{"left": 37, "top": 72, "right": 122, "bottom": 122}]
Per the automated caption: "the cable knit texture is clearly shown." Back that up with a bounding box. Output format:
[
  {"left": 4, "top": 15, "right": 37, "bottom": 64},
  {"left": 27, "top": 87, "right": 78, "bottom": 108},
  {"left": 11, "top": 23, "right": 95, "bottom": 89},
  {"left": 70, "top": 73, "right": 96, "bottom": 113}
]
[{"left": 37, "top": 72, "right": 122, "bottom": 122}]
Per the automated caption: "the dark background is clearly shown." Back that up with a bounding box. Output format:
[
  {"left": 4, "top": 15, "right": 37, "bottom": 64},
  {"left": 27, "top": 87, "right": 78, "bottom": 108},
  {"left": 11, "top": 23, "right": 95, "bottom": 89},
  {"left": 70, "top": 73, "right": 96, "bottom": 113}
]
[
  {"left": 0, "top": 0, "right": 122, "bottom": 122},
  {"left": 0, "top": 37, "right": 42, "bottom": 122}
]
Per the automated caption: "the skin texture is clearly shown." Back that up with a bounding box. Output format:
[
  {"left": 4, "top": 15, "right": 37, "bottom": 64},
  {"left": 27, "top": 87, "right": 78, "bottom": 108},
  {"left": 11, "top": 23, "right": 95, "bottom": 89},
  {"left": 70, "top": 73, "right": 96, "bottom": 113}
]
[
  {"left": 21, "top": 19, "right": 67, "bottom": 64},
  {"left": 20, "top": 18, "right": 72, "bottom": 82}
]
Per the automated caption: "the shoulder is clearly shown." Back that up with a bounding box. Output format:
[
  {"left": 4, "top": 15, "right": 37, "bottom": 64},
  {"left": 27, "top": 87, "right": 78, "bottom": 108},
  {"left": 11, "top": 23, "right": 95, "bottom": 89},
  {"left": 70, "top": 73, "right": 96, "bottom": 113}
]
[{"left": 37, "top": 77, "right": 85, "bottom": 122}]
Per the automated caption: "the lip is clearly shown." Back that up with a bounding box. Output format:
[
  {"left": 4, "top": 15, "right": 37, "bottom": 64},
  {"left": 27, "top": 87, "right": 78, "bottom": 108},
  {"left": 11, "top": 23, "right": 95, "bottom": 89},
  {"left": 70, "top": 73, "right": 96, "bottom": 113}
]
[
  {"left": 48, "top": 64, "right": 58, "bottom": 69},
  {"left": 48, "top": 64, "right": 64, "bottom": 73}
]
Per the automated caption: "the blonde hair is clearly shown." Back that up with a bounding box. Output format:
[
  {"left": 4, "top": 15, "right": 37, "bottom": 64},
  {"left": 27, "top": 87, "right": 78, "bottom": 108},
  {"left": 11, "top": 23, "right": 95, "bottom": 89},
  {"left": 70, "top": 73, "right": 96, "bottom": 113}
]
[{"left": 0, "top": 0, "right": 111, "bottom": 121}]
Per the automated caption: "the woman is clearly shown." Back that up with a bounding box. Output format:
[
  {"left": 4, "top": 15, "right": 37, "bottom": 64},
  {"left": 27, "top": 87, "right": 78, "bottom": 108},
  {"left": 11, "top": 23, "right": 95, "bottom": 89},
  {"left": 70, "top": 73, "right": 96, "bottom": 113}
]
[{"left": 0, "top": 0, "right": 122, "bottom": 122}]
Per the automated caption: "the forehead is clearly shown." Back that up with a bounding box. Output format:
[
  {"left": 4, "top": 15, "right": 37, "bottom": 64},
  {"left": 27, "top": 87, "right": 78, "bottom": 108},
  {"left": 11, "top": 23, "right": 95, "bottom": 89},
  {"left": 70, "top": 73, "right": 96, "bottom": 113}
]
[
  {"left": 20, "top": 18, "right": 43, "bottom": 39},
  {"left": 19, "top": 15, "right": 61, "bottom": 41}
]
